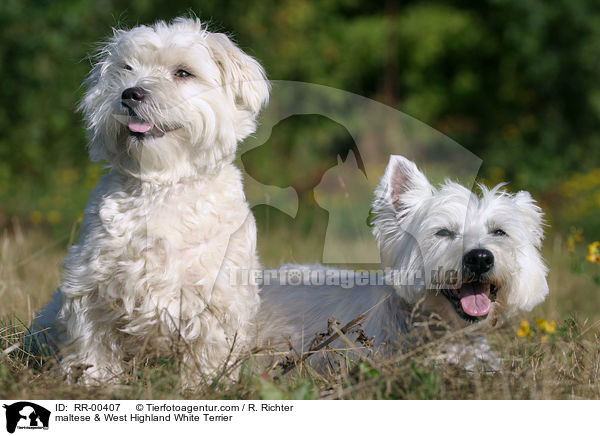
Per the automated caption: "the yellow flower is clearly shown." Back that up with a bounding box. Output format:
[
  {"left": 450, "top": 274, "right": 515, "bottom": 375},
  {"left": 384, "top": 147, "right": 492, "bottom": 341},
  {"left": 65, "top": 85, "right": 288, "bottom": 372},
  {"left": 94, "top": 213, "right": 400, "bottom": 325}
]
[
  {"left": 535, "top": 317, "right": 545, "bottom": 328},
  {"left": 587, "top": 241, "right": 600, "bottom": 264},
  {"left": 567, "top": 227, "right": 583, "bottom": 253},
  {"left": 544, "top": 320, "right": 556, "bottom": 334},
  {"left": 535, "top": 317, "right": 557, "bottom": 334},
  {"left": 517, "top": 320, "right": 533, "bottom": 338}
]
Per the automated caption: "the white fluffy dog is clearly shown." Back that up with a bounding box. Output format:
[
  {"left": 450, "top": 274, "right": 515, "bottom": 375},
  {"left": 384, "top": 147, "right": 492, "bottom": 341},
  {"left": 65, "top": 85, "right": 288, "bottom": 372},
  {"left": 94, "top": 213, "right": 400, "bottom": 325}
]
[
  {"left": 30, "top": 17, "right": 269, "bottom": 383},
  {"left": 257, "top": 155, "right": 549, "bottom": 369}
]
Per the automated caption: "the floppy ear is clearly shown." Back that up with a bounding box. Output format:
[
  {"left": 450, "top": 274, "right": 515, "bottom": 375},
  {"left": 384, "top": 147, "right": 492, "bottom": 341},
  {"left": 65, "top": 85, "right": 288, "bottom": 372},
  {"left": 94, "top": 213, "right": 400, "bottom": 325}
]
[
  {"left": 502, "top": 190, "right": 548, "bottom": 313},
  {"left": 377, "top": 155, "right": 433, "bottom": 212},
  {"left": 507, "top": 244, "right": 549, "bottom": 313},
  {"left": 78, "top": 52, "right": 114, "bottom": 163},
  {"left": 206, "top": 33, "right": 270, "bottom": 115},
  {"left": 513, "top": 191, "right": 545, "bottom": 249}
]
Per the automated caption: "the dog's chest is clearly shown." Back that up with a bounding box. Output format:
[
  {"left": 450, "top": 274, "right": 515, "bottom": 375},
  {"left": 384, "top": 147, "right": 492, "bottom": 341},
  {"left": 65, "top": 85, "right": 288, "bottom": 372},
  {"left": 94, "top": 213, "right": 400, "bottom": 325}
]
[
  {"left": 88, "top": 172, "right": 250, "bottom": 306},
  {"left": 99, "top": 185, "right": 234, "bottom": 252}
]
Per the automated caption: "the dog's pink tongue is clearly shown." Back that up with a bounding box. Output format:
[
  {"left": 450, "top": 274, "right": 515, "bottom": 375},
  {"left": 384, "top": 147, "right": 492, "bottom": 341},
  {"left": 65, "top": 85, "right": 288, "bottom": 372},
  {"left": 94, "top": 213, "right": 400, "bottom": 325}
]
[
  {"left": 128, "top": 118, "right": 153, "bottom": 133},
  {"left": 460, "top": 283, "right": 491, "bottom": 317}
]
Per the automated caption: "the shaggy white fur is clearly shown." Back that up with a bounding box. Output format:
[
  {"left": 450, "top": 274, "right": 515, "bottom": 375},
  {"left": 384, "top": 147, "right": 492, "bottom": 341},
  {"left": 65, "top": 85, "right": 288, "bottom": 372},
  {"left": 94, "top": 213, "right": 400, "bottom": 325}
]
[
  {"left": 30, "top": 17, "right": 269, "bottom": 384},
  {"left": 257, "top": 155, "right": 549, "bottom": 370}
]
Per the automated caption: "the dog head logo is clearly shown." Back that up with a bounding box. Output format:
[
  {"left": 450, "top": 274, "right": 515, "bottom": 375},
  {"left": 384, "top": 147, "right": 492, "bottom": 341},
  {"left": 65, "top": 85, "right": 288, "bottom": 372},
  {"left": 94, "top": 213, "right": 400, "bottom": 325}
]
[{"left": 3, "top": 402, "right": 50, "bottom": 433}]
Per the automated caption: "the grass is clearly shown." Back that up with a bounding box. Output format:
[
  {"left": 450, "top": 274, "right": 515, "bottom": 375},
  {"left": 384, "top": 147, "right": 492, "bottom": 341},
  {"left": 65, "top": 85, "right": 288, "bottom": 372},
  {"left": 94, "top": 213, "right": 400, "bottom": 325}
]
[{"left": 1, "top": 222, "right": 600, "bottom": 400}]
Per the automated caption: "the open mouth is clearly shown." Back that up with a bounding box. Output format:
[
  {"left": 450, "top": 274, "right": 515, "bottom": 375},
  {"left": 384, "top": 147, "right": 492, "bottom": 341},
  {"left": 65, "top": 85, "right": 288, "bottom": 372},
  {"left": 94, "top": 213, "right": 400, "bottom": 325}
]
[
  {"left": 127, "top": 115, "right": 165, "bottom": 138},
  {"left": 122, "top": 105, "right": 165, "bottom": 139},
  {"left": 441, "top": 280, "right": 498, "bottom": 323},
  {"left": 117, "top": 106, "right": 179, "bottom": 139}
]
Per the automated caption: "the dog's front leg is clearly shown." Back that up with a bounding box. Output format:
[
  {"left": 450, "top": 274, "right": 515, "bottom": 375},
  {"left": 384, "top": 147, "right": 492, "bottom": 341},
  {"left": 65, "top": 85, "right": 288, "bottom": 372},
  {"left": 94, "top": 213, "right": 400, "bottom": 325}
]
[{"left": 58, "top": 298, "right": 126, "bottom": 384}]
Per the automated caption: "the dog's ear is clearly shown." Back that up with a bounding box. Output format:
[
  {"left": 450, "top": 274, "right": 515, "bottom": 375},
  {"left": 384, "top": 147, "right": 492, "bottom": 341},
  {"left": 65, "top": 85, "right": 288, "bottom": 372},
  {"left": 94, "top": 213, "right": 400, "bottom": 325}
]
[
  {"left": 371, "top": 155, "right": 432, "bottom": 289},
  {"left": 513, "top": 191, "right": 545, "bottom": 249},
  {"left": 206, "top": 33, "right": 270, "bottom": 116},
  {"left": 503, "top": 190, "right": 548, "bottom": 313},
  {"left": 508, "top": 243, "right": 549, "bottom": 312},
  {"left": 380, "top": 155, "right": 433, "bottom": 212}
]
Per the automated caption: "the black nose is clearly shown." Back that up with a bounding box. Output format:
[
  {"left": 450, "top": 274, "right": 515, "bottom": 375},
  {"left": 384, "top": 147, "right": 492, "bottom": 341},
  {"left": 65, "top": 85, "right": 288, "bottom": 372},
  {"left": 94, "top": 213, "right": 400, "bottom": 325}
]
[
  {"left": 121, "top": 87, "right": 146, "bottom": 102},
  {"left": 463, "top": 249, "right": 494, "bottom": 275}
]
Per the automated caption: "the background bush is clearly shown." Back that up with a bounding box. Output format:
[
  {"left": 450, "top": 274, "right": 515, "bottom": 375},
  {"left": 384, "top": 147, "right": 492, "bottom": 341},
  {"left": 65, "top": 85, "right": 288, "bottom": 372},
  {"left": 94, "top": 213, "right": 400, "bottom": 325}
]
[{"left": 1, "top": 0, "right": 598, "bottom": 237}]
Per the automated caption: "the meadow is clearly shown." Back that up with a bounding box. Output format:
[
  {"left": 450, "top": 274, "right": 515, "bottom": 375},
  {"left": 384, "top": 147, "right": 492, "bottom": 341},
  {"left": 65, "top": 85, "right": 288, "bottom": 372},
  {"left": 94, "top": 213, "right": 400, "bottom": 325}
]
[{"left": 1, "top": 222, "right": 599, "bottom": 400}]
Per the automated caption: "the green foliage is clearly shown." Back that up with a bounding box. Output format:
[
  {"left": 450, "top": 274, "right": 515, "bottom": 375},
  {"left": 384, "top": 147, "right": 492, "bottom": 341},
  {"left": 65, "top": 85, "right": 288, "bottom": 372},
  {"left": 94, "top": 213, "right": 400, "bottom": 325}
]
[
  {"left": 256, "top": 377, "right": 318, "bottom": 400},
  {"left": 0, "top": 0, "right": 598, "bottom": 233},
  {"left": 349, "top": 361, "right": 441, "bottom": 400}
]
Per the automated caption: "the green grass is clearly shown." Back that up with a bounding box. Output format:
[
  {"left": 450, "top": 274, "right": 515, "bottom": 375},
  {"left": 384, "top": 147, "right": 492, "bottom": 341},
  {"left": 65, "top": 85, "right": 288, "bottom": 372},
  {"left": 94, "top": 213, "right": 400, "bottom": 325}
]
[{"left": 1, "top": 224, "right": 600, "bottom": 400}]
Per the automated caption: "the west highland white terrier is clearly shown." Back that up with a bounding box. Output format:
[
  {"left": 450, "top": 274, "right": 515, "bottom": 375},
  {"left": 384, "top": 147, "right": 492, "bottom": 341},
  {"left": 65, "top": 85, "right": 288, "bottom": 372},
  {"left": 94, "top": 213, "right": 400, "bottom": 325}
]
[
  {"left": 257, "top": 155, "right": 549, "bottom": 370},
  {"left": 29, "top": 17, "right": 270, "bottom": 383}
]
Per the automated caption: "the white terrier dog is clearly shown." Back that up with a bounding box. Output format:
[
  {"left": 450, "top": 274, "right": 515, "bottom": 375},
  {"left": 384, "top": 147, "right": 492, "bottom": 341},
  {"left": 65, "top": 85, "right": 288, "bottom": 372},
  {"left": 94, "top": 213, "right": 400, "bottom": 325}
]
[
  {"left": 30, "top": 17, "right": 269, "bottom": 383},
  {"left": 257, "top": 155, "right": 548, "bottom": 369}
]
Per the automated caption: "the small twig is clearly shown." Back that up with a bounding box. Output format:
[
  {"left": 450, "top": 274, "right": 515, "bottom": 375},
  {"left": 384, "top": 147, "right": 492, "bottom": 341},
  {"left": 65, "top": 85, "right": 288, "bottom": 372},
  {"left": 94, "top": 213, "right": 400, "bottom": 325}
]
[
  {"left": 208, "top": 332, "right": 239, "bottom": 389},
  {"left": 2, "top": 342, "right": 20, "bottom": 356},
  {"left": 578, "top": 319, "right": 600, "bottom": 338},
  {"left": 279, "top": 313, "right": 366, "bottom": 375},
  {"left": 329, "top": 324, "right": 376, "bottom": 367}
]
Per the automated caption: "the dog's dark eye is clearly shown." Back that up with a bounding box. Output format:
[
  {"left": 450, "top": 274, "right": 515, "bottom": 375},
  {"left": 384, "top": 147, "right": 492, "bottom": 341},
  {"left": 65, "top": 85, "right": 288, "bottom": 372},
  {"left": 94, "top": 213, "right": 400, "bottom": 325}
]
[
  {"left": 435, "top": 229, "right": 455, "bottom": 238},
  {"left": 492, "top": 229, "right": 507, "bottom": 237},
  {"left": 123, "top": 65, "right": 133, "bottom": 71},
  {"left": 175, "top": 69, "right": 193, "bottom": 78}
]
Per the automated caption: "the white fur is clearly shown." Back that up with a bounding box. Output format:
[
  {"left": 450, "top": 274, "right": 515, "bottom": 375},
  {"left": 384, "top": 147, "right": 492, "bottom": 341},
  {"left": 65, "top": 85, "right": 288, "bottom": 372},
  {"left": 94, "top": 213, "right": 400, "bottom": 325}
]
[
  {"left": 30, "top": 17, "right": 269, "bottom": 384},
  {"left": 257, "top": 155, "right": 549, "bottom": 369}
]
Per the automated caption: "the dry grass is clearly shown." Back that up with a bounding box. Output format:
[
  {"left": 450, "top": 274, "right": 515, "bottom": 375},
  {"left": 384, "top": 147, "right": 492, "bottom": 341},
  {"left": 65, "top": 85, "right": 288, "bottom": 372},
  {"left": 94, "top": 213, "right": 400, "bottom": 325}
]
[
  {"left": 0, "top": 223, "right": 68, "bottom": 325},
  {"left": 1, "top": 224, "right": 600, "bottom": 400}
]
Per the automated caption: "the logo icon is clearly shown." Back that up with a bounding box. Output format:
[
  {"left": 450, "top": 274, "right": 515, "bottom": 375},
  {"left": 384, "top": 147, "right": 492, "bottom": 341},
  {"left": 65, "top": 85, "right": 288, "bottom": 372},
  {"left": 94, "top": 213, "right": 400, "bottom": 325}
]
[{"left": 3, "top": 402, "right": 50, "bottom": 433}]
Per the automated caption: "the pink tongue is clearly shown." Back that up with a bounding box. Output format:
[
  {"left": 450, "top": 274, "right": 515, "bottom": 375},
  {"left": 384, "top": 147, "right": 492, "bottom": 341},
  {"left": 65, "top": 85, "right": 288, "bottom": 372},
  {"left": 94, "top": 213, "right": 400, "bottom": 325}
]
[
  {"left": 460, "top": 293, "right": 491, "bottom": 317},
  {"left": 460, "top": 283, "right": 491, "bottom": 317},
  {"left": 128, "top": 118, "right": 153, "bottom": 133}
]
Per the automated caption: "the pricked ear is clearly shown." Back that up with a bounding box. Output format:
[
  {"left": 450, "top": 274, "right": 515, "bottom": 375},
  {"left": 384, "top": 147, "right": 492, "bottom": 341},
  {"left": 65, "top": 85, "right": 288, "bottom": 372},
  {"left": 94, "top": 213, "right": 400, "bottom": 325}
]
[
  {"left": 206, "top": 33, "right": 270, "bottom": 115},
  {"left": 513, "top": 191, "right": 545, "bottom": 248},
  {"left": 381, "top": 155, "right": 432, "bottom": 211}
]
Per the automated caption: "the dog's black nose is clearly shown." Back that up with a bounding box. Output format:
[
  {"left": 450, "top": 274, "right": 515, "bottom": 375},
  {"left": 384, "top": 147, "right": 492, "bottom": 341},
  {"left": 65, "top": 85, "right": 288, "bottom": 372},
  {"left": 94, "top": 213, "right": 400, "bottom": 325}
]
[
  {"left": 121, "top": 87, "right": 146, "bottom": 102},
  {"left": 463, "top": 249, "right": 494, "bottom": 275}
]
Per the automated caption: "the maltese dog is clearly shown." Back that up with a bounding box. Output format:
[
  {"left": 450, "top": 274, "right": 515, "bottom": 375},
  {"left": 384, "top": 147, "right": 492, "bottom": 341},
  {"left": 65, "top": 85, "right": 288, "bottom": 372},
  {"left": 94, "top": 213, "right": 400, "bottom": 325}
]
[{"left": 30, "top": 17, "right": 269, "bottom": 384}]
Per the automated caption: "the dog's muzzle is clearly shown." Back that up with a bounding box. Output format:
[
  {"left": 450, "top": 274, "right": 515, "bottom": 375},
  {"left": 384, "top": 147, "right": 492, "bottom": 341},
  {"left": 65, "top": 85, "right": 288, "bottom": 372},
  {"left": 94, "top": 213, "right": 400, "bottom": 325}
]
[
  {"left": 120, "top": 87, "right": 157, "bottom": 137},
  {"left": 463, "top": 249, "right": 494, "bottom": 275},
  {"left": 119, "top": 87, "right": 182, "bottom": 139},
  {"left": 441, "top": 249, "right": 498, "bottom": 322},
  {"left": 122, "top": 87, "right": 146, "bottom": 102}
]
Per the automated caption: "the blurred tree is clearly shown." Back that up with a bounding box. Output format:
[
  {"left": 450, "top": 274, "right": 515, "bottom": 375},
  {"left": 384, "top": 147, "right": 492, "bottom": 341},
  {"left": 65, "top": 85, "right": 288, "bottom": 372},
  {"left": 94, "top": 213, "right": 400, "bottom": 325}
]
[{"left": 0, "top": 0, "right": 598, "bottom": 233}]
